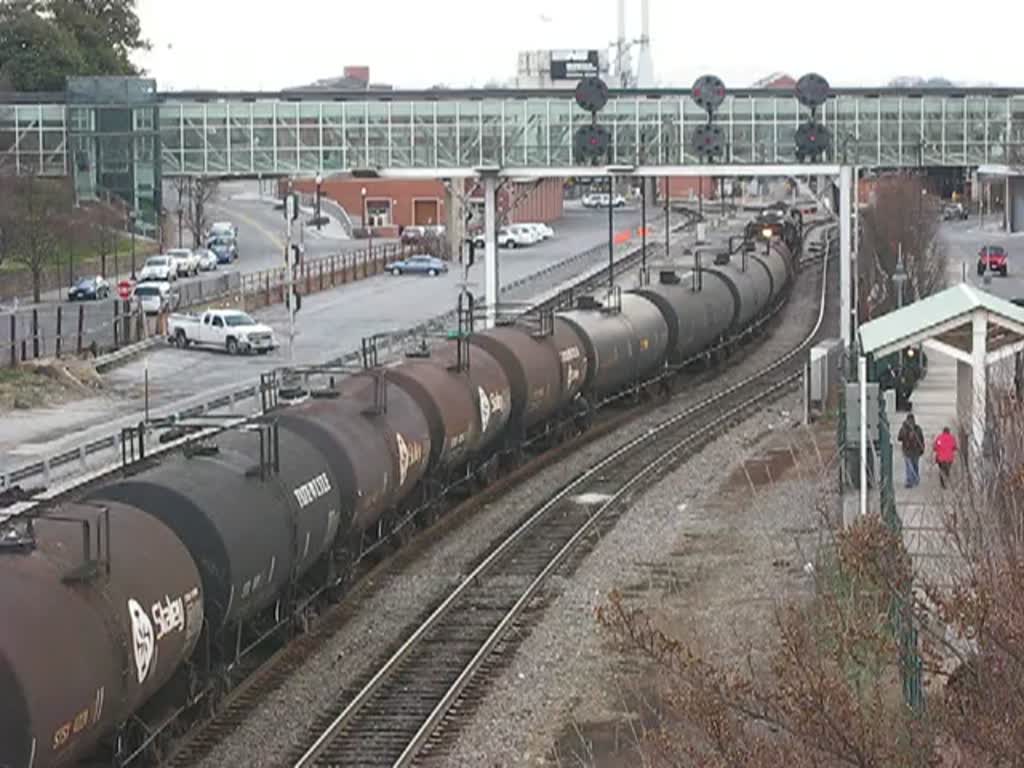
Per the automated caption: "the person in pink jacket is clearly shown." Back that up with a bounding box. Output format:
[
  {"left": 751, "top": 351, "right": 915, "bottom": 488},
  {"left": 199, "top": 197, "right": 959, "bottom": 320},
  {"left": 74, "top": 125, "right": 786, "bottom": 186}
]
[{"left": 933, "top": 427, "right": 958, "bottom": 489}]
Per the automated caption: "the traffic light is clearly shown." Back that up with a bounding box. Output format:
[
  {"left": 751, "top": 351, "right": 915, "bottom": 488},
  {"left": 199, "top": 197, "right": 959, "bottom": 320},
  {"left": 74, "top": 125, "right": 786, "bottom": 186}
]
[
  {"left": 291, "top": 243, "right": 303, "bottom": 266},
  {"left": 286, "top": 290, "right": 302, "bottom": 313},
  {"left": 466, "top": 238, "right": 476, "bottom": 267}
]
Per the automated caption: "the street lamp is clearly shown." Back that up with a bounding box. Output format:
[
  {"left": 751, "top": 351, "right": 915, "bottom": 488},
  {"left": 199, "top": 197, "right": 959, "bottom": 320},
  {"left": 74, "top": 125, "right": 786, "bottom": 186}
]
[
  {"left": 128, "top": 210, "right": 138, "bottom": 280},
  {"left": 892, "top": 251, "right": 910, "bottom": 410},
  {"left": 315, "top": 173, "right": 323, "bottom": 231},
  {"left": 361, "top": 187, "right": 372, "bottom": 257}
]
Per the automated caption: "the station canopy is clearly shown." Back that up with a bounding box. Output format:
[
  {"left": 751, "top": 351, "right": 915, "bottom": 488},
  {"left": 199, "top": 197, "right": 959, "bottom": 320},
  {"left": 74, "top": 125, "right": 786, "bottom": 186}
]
[{"left": 858, "top": 282, "right": 1024, "bottom": 363}]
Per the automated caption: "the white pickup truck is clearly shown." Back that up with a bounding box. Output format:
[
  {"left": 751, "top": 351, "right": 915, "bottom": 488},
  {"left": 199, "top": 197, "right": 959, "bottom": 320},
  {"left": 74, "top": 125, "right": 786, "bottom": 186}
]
[{"left": 167, "top": 309, "right": 277, "bottom": 355}]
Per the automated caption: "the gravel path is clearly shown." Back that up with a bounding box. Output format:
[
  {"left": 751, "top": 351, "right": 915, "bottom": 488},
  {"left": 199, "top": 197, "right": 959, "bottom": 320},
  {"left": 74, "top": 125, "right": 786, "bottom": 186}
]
[{"left": 193, "top": 234, "right": 830, "bottom": 768}]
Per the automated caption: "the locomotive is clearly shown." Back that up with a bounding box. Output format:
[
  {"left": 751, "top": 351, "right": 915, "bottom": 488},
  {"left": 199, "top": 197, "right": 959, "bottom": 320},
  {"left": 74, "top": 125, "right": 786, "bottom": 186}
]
[{"left": 0, "top": 209, "right": 808, "bottom": 768}]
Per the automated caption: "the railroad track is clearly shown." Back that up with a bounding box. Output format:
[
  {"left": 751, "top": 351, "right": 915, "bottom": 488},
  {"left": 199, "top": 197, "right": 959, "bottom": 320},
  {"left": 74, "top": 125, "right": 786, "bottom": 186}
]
[
  {"left": 155, "top": 212, "right": 715, "bottom": 767},
  {"left": 289, "top": 229, "right": 835, "bottom": 768}
]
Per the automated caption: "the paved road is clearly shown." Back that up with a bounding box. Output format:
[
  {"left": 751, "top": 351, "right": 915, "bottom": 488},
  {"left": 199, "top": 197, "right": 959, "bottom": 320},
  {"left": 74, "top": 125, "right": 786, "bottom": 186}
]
[
  {"left": 1, "top": 204, "right": 649, "bottom": 468},
  {"left": 940, "top": 219, "right": 1024, "bottom": 301}
]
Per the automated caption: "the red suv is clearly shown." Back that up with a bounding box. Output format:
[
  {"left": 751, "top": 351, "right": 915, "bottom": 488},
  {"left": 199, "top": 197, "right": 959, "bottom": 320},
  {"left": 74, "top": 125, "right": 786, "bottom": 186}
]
[{"left": 978, "top": 245, "right": 1008, "bottom": 276}]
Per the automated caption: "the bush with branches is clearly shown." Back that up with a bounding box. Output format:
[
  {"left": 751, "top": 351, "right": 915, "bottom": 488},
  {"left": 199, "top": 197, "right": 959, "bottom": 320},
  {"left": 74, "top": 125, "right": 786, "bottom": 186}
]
[{"left": 597, "top": 388, "right": 1024, "bottom": 767}]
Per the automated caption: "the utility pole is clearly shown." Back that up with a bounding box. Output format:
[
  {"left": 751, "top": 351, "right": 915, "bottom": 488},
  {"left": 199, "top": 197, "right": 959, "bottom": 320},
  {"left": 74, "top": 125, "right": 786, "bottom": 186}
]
[{"left": 285, "top": 193, "right": 299, "bottom": 364}]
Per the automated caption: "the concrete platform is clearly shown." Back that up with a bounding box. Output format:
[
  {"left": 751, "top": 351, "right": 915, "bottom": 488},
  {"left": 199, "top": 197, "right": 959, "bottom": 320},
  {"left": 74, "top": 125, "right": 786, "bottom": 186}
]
[{"left": 889, "top": 347, "right": 963, "bottom": 587}]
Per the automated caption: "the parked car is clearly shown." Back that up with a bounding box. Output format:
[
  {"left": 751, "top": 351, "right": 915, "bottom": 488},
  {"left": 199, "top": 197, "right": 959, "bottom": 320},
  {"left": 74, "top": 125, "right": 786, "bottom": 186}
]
[
  {"left": 207, "top": 237, "right": 238, "bottom": 264},
  {"left": 401, "top": 225, "right": 428, "bottom": 244},
  {"left": 521, "top": 222, "right": 554, "bottom": 241},
  {"left": 385, "top": 254, "right": 449, "bottom": 276},
  {"left": 943, "top": 202, "right": 969, "bottom": 221},
  {"left": 168, "top": 248, "right": 200, "bottom": 277},
  {"left": 67, "top": 275, "right": 110, "bottom": 301},
  {"left": 167, "top": 309, "right": 277, "bottom": 354},
  {"left": 471, "top": 227, "right": 519, "bottom": 250},
  {"left": 133, "top": 282, "right": 177, "bottom": 315},
  {"left": 138, "top": 255, "right": 178, "bottom": 283},
  {"left": 507, "top": 224, "right": 541, "bottom": 247},
  {"left": 208, "top": 221, "right": 238, "bottom": 240},
  {"left": 978, "top": 245, "right": 1009, "bottom": 276},
  {"left": 197, "top": 249, "right": 219, "bottom": 271}
]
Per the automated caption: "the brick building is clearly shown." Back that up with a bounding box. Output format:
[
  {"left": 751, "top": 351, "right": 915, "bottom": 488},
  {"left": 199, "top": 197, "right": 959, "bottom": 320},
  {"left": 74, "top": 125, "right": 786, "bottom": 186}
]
[{"left": 286, "top": 177, "right": 564, "bottom": 235}]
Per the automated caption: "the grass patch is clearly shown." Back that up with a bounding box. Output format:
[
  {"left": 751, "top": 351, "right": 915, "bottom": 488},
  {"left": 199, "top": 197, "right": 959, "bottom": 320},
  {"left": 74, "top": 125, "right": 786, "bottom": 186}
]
[{"left": 0, "top": 359, "right": 105, "bottom": 412}]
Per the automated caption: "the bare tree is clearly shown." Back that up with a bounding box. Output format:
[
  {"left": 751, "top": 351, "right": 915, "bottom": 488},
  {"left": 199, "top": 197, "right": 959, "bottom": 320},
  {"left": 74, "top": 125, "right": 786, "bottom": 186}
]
[
  {"left": 597, "top": 387, "right": 1024, "bottom": 767},
  {"left": 183, "top": 177, "right": 219, "bottom": 248},
  {"left": 0, "top": 175, "right": 76, "bottom": 301},
  {"left": 858, "top": 174, "right": 948, "bottom": 323}
]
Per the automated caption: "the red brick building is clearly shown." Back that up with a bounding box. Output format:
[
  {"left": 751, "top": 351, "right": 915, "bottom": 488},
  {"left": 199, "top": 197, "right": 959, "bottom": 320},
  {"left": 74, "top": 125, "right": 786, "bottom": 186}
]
[{"left": 287, "top": 177, "right": 564, "bottom": 233}]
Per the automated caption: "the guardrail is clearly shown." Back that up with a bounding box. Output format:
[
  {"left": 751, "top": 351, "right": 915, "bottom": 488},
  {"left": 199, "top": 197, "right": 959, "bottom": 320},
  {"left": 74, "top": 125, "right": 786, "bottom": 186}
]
[{"left": 0, "top": 212, "right": 683, "bottom": 493}]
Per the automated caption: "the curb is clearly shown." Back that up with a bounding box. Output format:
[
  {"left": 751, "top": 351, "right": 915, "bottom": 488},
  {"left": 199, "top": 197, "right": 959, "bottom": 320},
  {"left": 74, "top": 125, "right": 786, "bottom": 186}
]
[{"left": 94, "top": 337, "right": 162, "bottom": 373}]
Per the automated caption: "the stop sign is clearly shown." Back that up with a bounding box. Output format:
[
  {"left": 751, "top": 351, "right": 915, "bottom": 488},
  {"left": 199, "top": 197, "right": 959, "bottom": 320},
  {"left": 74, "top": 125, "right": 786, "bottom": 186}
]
[{"left": 118, "top": 280, "right": 134, "bottom": 300}]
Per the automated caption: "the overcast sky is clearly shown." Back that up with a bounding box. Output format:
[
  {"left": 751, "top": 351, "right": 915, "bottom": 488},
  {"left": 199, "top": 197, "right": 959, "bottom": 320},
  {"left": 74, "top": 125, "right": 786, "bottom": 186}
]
[{"left": 131, "top": 0, "right": 1016, "bottom": 92}]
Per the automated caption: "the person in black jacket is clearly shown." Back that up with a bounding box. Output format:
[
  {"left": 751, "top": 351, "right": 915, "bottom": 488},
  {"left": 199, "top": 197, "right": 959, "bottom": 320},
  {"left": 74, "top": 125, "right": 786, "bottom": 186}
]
[{"left": 897, "top": 412, "right": 925, "bottom": 488}]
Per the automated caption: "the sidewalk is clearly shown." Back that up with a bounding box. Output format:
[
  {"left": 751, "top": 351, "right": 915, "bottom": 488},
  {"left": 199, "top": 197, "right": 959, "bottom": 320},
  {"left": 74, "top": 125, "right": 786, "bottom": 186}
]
[{"left": 888, "top": 347, "right": 961, "bottom": 587}]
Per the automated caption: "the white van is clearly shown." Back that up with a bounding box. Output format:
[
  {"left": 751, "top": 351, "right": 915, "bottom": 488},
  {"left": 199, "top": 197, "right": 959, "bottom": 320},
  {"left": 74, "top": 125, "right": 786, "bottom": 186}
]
[{"left": 133, "top": 282, "right": 176, "bottom": 315}]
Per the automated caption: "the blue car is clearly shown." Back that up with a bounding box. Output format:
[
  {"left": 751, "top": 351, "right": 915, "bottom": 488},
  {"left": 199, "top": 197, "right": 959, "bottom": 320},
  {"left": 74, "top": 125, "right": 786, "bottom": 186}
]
[
  {"left": 384, "top": 254, "right": 449, "bottom": 277},
  {"left": 208, "top": 237, "right": 237, "bottom": 264}
]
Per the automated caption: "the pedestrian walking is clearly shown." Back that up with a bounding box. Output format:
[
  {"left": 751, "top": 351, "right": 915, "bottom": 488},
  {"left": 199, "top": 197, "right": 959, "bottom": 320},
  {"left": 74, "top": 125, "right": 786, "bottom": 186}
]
[
  {"left": 897, "top": 413, "right": 925, "bottom": 488},
  {"left": 933, "top": 426, "right": 958, "bottom": 489}
]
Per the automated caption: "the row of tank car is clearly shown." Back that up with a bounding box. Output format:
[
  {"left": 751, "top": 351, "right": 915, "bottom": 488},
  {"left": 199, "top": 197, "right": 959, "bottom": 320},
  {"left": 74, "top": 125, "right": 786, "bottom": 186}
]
[{"left": 0, "top": 206, "right": 807, "bottom": 768}]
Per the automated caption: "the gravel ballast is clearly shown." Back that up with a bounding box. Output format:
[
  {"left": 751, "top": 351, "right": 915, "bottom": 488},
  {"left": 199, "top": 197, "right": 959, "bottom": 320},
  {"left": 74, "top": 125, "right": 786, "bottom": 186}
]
[{"left": 192, "top": 233, "right": 831, "bottom": 768}]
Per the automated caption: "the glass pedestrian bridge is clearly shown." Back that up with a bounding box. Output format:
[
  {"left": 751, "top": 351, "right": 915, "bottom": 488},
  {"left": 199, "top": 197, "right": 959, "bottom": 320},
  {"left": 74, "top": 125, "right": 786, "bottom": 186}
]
[{"left": 3, "top": 77, "right": 1024, "bottom": 228}]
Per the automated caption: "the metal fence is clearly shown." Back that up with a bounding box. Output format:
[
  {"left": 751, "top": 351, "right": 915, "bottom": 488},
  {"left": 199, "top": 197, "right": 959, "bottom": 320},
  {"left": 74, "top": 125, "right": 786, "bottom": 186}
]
[
  {"left": 2, "top": 300, "right": 147, "bottom": 367},
  {"left": 239, "top": 244, "right": 407, "bottom": 311},
  {"left": 0, "top": 245, "right": 406, "bottom": 366}
]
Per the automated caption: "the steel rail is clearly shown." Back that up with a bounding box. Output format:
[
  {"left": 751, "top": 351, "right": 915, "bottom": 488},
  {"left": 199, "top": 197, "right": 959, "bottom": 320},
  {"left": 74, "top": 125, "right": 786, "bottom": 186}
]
[{"left": 293, "top": 223, "right": 834, "bottom": 768}]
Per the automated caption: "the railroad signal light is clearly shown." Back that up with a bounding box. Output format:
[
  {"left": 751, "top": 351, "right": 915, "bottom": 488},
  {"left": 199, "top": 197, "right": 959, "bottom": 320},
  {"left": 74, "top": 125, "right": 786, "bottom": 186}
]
[
  {"left": 691, "top": 74, "right": 727, "bottom": 115},
  {"left": 574, "top": 77, "right": 609, "bottom": 113},
  {"left": 574, "top": 125, "right": 611, "bottom": 163}
]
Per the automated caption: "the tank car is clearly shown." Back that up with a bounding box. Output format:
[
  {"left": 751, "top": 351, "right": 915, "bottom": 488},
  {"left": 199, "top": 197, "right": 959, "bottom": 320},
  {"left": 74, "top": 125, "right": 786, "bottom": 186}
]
[
  {"left": 330, "top": 372, "right": 434, "bottom": 510},
  {"left": 557, "top": 292, "right": 670, "bottom": 400},
  {"left": 703, "top": 255, "right": 773, "bottom": 336},
  {"left": 385, "top": 340, "right": 511, "bottom": 474},
  {"left": 630, "top": 269, "right": 737, "bottom": 365},
  {"left": 88, "top": 424, "right": 341, "bottom": 637},
  {"left": 0, "top": 502, "right": 203, "bottom": 768},
  {"left": 469, "top": 318, "right": 588, "bottom": 435},
  {"left": 276, "top": 397, "right": 399, "bottom": 538}
]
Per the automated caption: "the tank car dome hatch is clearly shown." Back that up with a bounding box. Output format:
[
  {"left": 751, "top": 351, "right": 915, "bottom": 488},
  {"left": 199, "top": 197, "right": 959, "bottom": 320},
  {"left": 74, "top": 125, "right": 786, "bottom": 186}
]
[{"left": 0, "top": 501, "right": 203, "bottom": 768}]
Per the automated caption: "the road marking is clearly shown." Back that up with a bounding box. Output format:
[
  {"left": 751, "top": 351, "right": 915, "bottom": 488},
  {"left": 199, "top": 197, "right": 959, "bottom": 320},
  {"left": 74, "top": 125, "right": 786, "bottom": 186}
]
[{"left": 212, "top": 203, "right": 286, "bottom": 251}]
